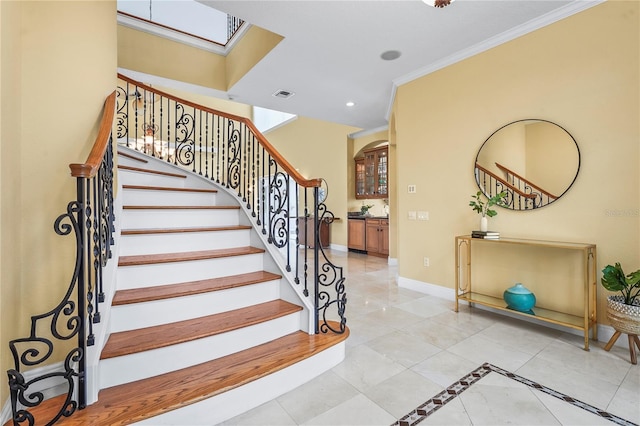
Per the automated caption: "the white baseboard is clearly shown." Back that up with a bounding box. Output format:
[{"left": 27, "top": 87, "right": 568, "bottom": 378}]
[
  {"left": 329, "top": 243, "right": 347, "bottom": 252},
  {"left": 1, "top": 361, "right": 69, "bottom": 425},
  {"left": 398, "top": 277, "right": 628, "bottom": 349},
  {"left": 398, "top": 276, "right": 455, "bottom": 301}
]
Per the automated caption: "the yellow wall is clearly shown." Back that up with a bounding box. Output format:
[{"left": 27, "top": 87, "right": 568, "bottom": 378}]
[
  {"left": 118, "top": 25, "right": 227, "bottom": 91},
  {"left": 226, "top": 26, "right": 283, "bottom": 89},
  {"left": 118, "top": 24, "right": 282, "bottom": 94},
  {"left": 394, "top": 1, "right": 639, "bottom": 323},
  {"left": 265, "top": 117, "right": 359, "bottom": 247},
  {"left": 0, "top": 0, "right": 117, "bottom": 403},
  {"left": 1, "top": 0, "right": 23, "bottom": 406}
]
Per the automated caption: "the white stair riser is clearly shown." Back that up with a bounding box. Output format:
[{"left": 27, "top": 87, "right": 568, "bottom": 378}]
[
  {"left": 117, "top": 155, "right": 151, "bottom": 168},
  {"left": 100, "top": 312, "right": 302, "bottom": 389},
  {"left": 119, "top": 229, "right": 251, "bottom": 256},
  {"left": 121, "top": 209, "right": 240, "bottom": 229},
  {"left": 132, "top": 342, "right": 346, "bottom": 425},
  {"left": 110, "top": 279, "right": 281, "bottom": 332},
  {"left": 119, "top": 170, "right": 188, "bottom": 187},
  {"left": 122, "top": 189, "right": 217, "bottom": 207},
  {"left": 117, "top": 253, "right": 264, "bottom": 289}
]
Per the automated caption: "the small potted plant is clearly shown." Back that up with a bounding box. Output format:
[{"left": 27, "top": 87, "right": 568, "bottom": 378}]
[
  {"left": 601, "top": 263, "right": 640, "bottom": 336},
  {"left": 360, "top": 204, "right": 374, "bottom": 217},
  {"left": 469, "top": 191, "right": 507, "bottom": 231}
]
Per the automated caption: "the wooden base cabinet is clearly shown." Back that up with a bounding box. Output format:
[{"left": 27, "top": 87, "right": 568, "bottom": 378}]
[
  {"left": 297, "top": 217, "right": 330, "bottom": 248},
  {"left": 347, "top": 219, "right": 366, "bottom": 251},
  {"left": 365, "top": 218, "right": 389, "bottom": 257},
  {"left": 454, "top": 235, "right": 597, "bottom": 350}
]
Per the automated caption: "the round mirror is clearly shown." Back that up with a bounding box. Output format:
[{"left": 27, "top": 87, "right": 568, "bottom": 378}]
[{"left": 475, "top": 119, "right": 580, "bottom": 210}]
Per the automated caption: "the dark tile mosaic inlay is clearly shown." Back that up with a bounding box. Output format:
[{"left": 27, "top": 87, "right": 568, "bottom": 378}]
[{"left": 393, "top": 362, "right": 638, "bottom": 426}]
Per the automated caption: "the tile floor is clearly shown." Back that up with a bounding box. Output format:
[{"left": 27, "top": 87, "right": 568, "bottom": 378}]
[{"left": 221, "top": 250, "right": 640, "bottom": 426}]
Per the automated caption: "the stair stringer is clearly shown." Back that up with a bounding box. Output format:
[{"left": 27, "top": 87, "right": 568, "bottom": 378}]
[{"left": 115, "top": 146, "right": 316, "bottom": 333}]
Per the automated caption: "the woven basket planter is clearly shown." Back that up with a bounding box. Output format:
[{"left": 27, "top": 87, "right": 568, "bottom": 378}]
[{"left": 606, "top": 295, "right": 640, "bottom": 335}]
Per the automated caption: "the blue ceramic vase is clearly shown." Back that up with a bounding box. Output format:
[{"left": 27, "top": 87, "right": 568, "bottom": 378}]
[{"left": 503, "top": 283, "right": 536, "bottom": 315}]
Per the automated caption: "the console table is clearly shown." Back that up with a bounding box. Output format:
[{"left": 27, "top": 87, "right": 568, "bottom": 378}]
[{"left": 454, "top": 236, "right": 597, "bottom": 350}]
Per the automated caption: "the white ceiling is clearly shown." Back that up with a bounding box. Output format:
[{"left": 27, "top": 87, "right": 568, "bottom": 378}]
[{"left": 177, "top": 1, "right": 601, "bottom": 133}]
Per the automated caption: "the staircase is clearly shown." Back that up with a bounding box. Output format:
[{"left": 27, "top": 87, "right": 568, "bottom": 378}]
[
  {"left": 10, "top": 148, "right": 347, "bottom": 426},
  {"left": 6, "top": 79, "right": 348, "bottom": 426}
]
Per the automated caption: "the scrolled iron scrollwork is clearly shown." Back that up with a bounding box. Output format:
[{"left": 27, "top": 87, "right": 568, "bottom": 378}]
[
  {"left": 314, "top": 201, "right": 347, "bottom": 334},
  {"left": 174, "top": 104, "right": 195, "bottom": 166},
  {"left": 267, "top": 170, "right": 290, "bottom": 249},
  {"left": 227, "top": 120, "right": 242, "bottom": 191},
  {"left": 7, "top": 201, "right": 86, "bottom": 425},
  {"left": 115, "top": 86, "right": 129, "bottom": 141}
]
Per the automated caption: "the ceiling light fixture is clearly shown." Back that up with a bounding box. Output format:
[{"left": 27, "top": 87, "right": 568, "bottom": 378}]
[
  {"left": 423, "top": 0, "right": 454, "bottom": 8},
  {"left": 346, "top": 101, "right": 356, "bottom": 107},
  {"left": 380, "top": 50, "right": 401, "bottom": 61}
]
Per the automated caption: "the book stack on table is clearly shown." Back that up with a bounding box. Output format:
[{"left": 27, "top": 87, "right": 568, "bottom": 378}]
[{"left": 471, "top": 231, "right": 500, "bottom": 239}]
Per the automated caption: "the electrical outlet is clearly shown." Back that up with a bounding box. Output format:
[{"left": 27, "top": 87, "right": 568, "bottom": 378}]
[
  {"left": 423, "top": 257, "right": 430, "bottom": 267},
  {"left": 408, "top": 184, "right": 416, "bottom": 193},
  {"left": 417, "top": 211, "right": 429, "bottom": 221},
  {"left": 408, "top": 211, "right": 417, "bottom": 220}
]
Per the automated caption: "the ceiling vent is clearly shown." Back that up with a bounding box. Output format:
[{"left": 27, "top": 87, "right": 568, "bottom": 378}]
[{"left": 272, "top": 89, "right": 295, "bottom": 99}]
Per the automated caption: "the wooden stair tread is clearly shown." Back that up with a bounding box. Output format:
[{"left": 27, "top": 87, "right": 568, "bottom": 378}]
[
  {"left": 118, "top": 164, "right": 186, "bottom": 178},
  {"left": 122, "top": 184, "right": 218, "bottom": 193},
  {"left": 117, "top": 150, "right": 148, "bottom": 163},
  {"left": 27, "top": 324, "right": 348, "bottom": 426},
  {"left": 101, "top": 300, "right": 303, "bottom": 359},
  {"left": 112, "top": 271, "right": 282, "bottom": 305},
  {"left": 121, "top": 225, "right": 252, "bottom": 235},
  {"left": 119, "top": 246, "right": 264, "bottom": 267},
  {"left": 123, "top": 204, "right": 239, "bottom": 210}
]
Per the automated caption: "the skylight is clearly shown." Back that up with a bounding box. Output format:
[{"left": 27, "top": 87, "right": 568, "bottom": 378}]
[{"left": 117, "top": 0, "right": 238, "bottom": 45}]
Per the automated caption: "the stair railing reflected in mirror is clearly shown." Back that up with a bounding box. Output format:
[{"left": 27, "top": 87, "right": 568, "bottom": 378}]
[{"left": 474, "top": 119, "right": 580, "bottom": 210}]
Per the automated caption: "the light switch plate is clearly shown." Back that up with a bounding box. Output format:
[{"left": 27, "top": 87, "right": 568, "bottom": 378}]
[
  {"left": 417, "top": 211, "right": 429, "bottom": 221},
  {"left": 408, "top": 211, "right": 417, "bottom": 220},
  {"left": 408, "top": 185, "right": 416, "bottom": 193}
]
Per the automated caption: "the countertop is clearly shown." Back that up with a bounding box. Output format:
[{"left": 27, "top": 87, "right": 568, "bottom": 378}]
[{"left": 348, "top": 215, "right": 389, "bottom": 220}]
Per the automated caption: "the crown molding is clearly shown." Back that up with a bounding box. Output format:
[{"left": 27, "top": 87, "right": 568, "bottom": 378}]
[
  {"left": 349, "top": 125, "right": 388, "bottom": 140},
  {"left": 385, "top": 0, "right": 604, "bottom": 122}
]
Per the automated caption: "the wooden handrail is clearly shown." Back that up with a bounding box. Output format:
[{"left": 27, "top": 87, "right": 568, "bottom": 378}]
[
  {"left": 494, "top": 162, "right": 558, "bottom": 199},
  {"left": 117, "top": 73, "right": 321, "bottom": 188},
  {"left": 474, "top": 163, "right": 536, "bottom": 199},
  {"left": 69, "top": 91, "right": 117, "bottom": 178}
]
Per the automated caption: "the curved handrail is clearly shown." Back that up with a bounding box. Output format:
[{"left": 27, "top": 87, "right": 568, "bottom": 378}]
[
  {"left": 494, "top": 162, "right": 558, "bottom": 199},
  {"left": 117, "top": 73, "right": 321, "bottom": 188},
  {"left": 474, "top": 163, "right": 536, "bottom": 199},
  {"left": 69, "top": 91, "right": 117, "bottom": 178}
]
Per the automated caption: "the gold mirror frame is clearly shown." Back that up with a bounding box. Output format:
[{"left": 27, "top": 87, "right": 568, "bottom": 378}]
[{"left": 474, "top": 119, "right": 580, "bottom": 210}]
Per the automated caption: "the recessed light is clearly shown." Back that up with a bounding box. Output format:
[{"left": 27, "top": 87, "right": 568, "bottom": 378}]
[
  {"left": 346, "top": 101, "right": 356, "bottom": 107},
  {"left": 380, "top": 50, "right": 401, "bottom": 61}
]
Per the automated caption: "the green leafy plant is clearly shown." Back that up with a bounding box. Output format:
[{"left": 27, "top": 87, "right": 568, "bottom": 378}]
[
  {"left": 360, "top": 204, "right": 374, "bottom": 215},
  {"left": 601, "top": 263, "right": 640, "bottom": 305},
  {"left": 469, "top": 191, "right": 507, "bottom": 218}
]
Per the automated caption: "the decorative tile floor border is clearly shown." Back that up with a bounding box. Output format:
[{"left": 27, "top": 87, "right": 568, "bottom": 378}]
[{"left": 393, "top": 362, "right": 638, "bottom": 426}]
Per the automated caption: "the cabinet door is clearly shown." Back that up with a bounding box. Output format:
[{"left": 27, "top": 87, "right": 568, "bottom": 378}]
[
  {"left": 348, "top": 219, "right": 366, "bottom": 250},
  {"left": 365, "top": 219, "right": 381, "bottom": 253},
  {"left": 380, "top": 221, "right": 389, "bottom": 255},
  {"left": 364, "top": 150, "right": 377, "bottom": 197},
  {"left": 376, "top": 149, "right": 388, "bottom": 197},
  {"left": 355, "top": 158, "right": 365, "bottom": 199}
]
